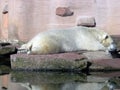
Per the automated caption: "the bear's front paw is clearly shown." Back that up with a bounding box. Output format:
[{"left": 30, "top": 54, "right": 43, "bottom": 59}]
[{"left": 17, "top": 49, "right": 28, "bottom": 54}]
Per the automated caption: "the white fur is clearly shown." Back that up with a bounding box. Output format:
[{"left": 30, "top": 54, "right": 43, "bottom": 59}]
[{"left": 19, "top": 26, "right": 116, "bottom": 54}]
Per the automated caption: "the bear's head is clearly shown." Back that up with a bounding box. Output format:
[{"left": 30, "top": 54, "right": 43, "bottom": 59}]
[{"left": 97, "top": 30, "right": 117, "bottom": 52}]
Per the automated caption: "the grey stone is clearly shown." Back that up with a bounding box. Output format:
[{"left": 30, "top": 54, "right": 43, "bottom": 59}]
[{"left": 76, "top": 16, "right": 96, "bottom": 27}]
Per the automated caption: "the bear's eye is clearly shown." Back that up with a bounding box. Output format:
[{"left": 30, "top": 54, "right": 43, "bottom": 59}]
[{"left": 105, "top": 35, "right": 108, "bottom": 39}]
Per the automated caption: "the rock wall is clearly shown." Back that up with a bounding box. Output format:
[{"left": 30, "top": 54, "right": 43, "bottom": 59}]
[
  {"left": 0, "top": 0, "right": 8, "bottom": 39},
  {"left": 0, "top": 0, "right": 120, "bottom": 41}
]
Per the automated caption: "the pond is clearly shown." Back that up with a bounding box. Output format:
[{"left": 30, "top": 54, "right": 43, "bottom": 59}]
[{"left": 0, "top": 57, "right": 120, "bottom": 90}]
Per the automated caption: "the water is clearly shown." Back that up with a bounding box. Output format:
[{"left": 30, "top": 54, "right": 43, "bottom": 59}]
[
  {"left": 0, "top": 71, "right": 120, "bottom": 90},
  {"left": 0, "top": 57, "right": 120, "bottom": 90}
]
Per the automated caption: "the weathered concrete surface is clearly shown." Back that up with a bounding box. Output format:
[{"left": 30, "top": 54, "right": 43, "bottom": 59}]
[
  {"left": 89, "top": 58, "right": 120, "bottom": 71},
  {"left": 10, "top": 51, "right": 120, "bottom": 71},
  {"left": 83, "top": 51, "right": 120, "bottom": 71},
  {"left": 10, "top": 53, "right": 88, "bottom": 71}
]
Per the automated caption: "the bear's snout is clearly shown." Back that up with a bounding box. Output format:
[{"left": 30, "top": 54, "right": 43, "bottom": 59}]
[{"left": 108, "top": 43, "right": 117, "bottom": 52}]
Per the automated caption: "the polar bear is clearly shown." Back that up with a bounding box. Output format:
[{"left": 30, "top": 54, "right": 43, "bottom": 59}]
[{"left": 18, "top": 26, "right": 116, "bottom": 54}]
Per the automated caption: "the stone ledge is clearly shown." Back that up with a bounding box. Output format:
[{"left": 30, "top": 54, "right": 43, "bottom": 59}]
[
  {"left": 89, "top": 58, "right": 120, "bottom": 71},
  {"left": 10, "top": 51, "right": 120, "bottom": 72},
  {"left": 10, "top": 53, "right": 88, "bottom": 71}
]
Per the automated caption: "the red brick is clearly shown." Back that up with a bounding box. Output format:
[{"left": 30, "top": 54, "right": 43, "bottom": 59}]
[{"left": 56, "top": 7, "right": 73, "bottom": 17}]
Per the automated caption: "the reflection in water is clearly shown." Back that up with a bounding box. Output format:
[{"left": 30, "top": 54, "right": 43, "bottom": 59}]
[
  {"left": 0, "top": 71, "right": 120, "bottom": 90},
  {"left": 20, "top": 83, "right": 62, "bottom": 90},
  {"left": 11, "top": 72, "right": 86, "bottom": 90},
  {"left": 12, "top": 72, "right": 84, "bottom": 90},
  {"left": 19, "top": 82, "right": 105, "bottom": 90},
  {"left": 1, "top": 74, "right": 8, "bottom": 89},
  {"left": 106, "top": 78, "right": 120, "bottom": 90},
  {"left": 8, "top": 72, "right": 120, "bottom": 90}
]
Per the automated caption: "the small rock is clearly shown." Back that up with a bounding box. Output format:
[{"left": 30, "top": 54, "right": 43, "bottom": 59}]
[
  {"left": 56, "top": 7, "right": 74, "bottom": 17},
  {"left": 0, "top": 45, "right": 17, "bottom": 55},
  {"left": 2, "top": 4, "right": 8, "bottom": 14},
  {"left": 76, "top": 16, "right": 96, "bottom": 27}
]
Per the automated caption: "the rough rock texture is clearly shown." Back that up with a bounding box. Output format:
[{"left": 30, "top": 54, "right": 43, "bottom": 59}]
[
  {"left": 89, "top": 58, "right": 120, "bottom": 71},
  {"left": 82, "top": 51, "right": 120, "bottom": 71},
  {"left": 10, "top": 53, "right": 88, "bottom": 71},
  {"left": 10, "top": 51, "right": 120, "bottom": 71}
]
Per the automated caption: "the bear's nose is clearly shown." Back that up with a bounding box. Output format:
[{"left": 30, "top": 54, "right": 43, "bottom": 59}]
[{"left": 108, "top": 43, "right": 117, "bottom": 51}]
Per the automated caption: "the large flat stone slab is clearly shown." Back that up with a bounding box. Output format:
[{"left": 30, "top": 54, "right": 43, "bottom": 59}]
[
  {"left": 10, "top": 51, "right": 120, "bottom": 71},
  {"left": 10, "top": 53, "right": 87, "bottom": 71}
]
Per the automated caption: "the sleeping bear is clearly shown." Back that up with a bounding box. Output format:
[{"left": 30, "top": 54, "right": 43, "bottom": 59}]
[{"left": 18, "top": 26, "right": 117, "bottom": 54}]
